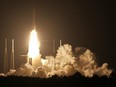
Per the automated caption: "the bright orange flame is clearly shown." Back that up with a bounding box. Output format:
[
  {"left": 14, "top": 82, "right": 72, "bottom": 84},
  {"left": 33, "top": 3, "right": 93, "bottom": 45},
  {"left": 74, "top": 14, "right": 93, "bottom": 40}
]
[{"left": 28, "top": 29, "right": 40, "bottom": 59}]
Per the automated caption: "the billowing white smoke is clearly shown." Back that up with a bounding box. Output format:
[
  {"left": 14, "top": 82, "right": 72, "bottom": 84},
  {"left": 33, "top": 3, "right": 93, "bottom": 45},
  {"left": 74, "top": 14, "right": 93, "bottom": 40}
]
[
  {"left": 73, "top": 48, "right": 112, "bottom": 77},
  {"left": 5, "top": 44, "right": 112, "bottom": 78},
  {"left": 6, "top": 63, "right": 34, "bottom": 77},
  {"left": 54, "top": 44, "right": 77, "bottom": 76}
]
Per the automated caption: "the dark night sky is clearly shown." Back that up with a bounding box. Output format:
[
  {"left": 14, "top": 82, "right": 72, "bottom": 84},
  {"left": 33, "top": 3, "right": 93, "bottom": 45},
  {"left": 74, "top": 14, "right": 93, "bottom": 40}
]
[{"left": 0, "top": 0, "right": 116, "bottom": 73}]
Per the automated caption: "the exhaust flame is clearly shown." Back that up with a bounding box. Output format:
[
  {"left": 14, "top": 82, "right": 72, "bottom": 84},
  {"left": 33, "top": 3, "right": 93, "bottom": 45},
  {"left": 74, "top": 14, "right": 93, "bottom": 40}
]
[{"left": 28, "top": 29, "right": 40, "bottom": 59}]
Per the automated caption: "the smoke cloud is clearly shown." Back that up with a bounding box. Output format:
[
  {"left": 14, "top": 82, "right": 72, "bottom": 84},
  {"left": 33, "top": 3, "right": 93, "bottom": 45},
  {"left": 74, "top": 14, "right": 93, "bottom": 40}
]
[
  {"left": 1, "top": 44, "right": 112, "bottom": 78},
  {"left": 73, "top": 48, "right": 112, "bottom": 77}
]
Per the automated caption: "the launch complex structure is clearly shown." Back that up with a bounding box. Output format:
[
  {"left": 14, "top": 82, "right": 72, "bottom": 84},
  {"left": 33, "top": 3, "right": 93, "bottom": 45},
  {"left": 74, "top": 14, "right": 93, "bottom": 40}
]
[{"left": 4, "top": 38, "right": 15, "bottom": 73}]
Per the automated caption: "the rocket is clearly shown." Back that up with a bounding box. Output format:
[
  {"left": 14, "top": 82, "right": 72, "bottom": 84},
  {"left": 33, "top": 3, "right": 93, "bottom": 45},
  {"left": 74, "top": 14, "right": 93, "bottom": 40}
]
[
  {"left": 33, "top": 9, "right": 36, "bottom": 30},
  {"left": 28, "top": 9, "right": 36, "bottom": 65}
]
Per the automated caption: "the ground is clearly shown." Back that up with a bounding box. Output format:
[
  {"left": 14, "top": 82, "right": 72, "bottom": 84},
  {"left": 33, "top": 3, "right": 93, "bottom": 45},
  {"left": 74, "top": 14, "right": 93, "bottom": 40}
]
[{"left": 0, "top": 72, "right": 115, "bottom": 87}]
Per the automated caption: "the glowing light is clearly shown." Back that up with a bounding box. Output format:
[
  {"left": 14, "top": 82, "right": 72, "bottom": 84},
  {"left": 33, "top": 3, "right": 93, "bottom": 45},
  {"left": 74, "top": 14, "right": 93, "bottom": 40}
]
[
  {"left": 41, "top": 59, "right": 48, "bottom": 65},
  {"left": 28, "top": 29, "right": 40, "bottom": 59}
]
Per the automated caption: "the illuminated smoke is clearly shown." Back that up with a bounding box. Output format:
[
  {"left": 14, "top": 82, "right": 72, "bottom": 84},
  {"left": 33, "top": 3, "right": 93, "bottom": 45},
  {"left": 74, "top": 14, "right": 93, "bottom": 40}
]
[
  {"left": 73, "top": 48, "right": 112, "bottom": 77},
  {"left": 4, "top": 44, "right": 112, "bottom": 78}
]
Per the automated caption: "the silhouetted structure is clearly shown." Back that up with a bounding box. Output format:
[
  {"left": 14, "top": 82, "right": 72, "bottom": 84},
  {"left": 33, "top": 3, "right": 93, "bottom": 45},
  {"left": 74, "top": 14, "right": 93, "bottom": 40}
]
[
  {"left": 10, "top": 39, "right": 15, "bottom": 69},
  {"left": 4, "top": 38, "right": 8, "bottom": 73}
]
